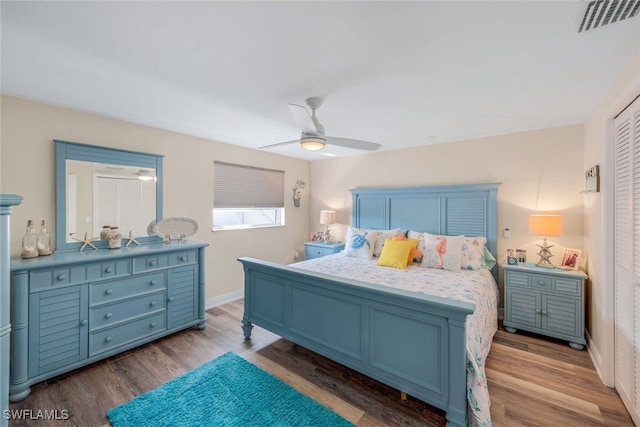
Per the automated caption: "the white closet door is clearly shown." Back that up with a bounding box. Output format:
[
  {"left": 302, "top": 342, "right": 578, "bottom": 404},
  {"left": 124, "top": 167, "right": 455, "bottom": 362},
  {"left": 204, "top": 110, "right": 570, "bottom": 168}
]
[{"left": 614, "top": 96, "right": 640, "bottom": 425}]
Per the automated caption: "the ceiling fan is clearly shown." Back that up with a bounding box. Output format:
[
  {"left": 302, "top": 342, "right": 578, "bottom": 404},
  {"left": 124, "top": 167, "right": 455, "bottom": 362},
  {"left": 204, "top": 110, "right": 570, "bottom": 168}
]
[{"left": 260, "top": 97, "right": 381, "bottom": 152}]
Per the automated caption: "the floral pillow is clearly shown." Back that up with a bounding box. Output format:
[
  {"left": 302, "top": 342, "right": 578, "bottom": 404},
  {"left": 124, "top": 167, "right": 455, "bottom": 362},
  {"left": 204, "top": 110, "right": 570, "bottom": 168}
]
[
  {"left": 421, "top": 233, "right": 464, "bottom": 271},
  {"left": 461, "top": 236, "right": 487, "bottom": 270},
  {"left": 343, "top": 227, "right": 378, "bottom": 259},
  {"left": 372, "top": 228, "right": 403, "bottom": 257}
]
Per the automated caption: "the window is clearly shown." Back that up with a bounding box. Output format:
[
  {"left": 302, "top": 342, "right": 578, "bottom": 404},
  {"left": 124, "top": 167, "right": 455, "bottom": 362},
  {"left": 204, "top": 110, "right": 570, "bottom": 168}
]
[{"left": 213, "top": 161, "right": 285, "bottom": 230}]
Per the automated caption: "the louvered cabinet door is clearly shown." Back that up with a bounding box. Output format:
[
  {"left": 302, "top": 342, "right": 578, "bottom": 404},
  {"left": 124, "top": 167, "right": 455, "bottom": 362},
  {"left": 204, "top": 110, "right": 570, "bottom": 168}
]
[
  {"left": 614, "top": 96, "right": 640, "bottom": 424},
  {"left": 28, "top": 285, "right": 89, "bottom": 377}
]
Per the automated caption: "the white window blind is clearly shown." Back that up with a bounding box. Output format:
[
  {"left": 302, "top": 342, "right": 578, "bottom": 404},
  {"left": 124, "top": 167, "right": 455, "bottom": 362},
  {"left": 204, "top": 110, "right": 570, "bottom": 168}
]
[{"left": 213, "top": 161, "right": 284, "bottom": 209}]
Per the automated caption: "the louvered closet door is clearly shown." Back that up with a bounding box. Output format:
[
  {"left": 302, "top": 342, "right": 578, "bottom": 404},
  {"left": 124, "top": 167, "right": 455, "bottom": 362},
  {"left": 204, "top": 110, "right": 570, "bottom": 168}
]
[{"left": 614, "top": 96, "right": 640, "bottom": 425}]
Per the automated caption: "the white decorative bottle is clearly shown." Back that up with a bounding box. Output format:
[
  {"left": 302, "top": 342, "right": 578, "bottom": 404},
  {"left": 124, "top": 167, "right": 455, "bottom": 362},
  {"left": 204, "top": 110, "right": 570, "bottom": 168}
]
[
  {"left": 100, "top": 225, "right": 111, "bottom": 240},
  {"left": 21, "top": 219, "right": 38, "bottom": 258},
  {"left": 107, "top": 226, "right": 122, "bottom": 249},
  {"left": 37, "top": 220, "right": 52, "bottom": 256}
]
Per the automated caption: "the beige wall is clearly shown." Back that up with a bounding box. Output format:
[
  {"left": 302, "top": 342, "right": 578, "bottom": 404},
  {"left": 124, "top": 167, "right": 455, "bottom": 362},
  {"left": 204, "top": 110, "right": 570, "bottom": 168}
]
[
  {"left": 583, "top": 53, "right": 640, "bottom": 386},
  {"left": 0, "top": 95, "right": 310, "bottom": 301},
  {"left": 309, "top": 124, "right": 586, "bottom": 302}
]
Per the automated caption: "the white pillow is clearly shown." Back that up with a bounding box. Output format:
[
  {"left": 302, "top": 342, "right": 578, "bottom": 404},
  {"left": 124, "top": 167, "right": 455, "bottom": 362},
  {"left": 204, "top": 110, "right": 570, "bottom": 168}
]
[
  {"left": 343, "top": 227, "right": 378, "bottom": 259},
  {"left": 421, "top": 233, "right": 465, "bottom": 271}
]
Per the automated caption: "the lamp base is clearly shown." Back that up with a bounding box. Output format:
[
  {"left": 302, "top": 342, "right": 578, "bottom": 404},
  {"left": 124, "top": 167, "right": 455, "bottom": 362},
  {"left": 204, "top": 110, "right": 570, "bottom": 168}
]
[{"left": 535, "top": 238, "right": 555, "bottom": 268}]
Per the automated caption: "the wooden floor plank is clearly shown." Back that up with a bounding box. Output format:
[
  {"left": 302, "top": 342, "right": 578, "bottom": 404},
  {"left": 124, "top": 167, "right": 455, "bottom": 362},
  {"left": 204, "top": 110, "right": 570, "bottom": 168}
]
[{"left": 7, "top": 300, "right": 634, "bottom": 426}]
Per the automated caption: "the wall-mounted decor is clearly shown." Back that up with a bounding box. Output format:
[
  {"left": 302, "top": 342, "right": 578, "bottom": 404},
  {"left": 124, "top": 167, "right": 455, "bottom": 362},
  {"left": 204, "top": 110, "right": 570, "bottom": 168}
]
[
  {"left": 584, "top": 164, "right": 600, "bottom": 193},
  {"left": 292, "top": 179, "right": 305, "bottom": 207}
]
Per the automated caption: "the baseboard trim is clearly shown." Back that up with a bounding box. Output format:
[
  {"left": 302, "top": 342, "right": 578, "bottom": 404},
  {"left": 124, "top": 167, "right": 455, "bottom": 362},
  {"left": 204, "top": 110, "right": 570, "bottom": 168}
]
[
  {"left": 586, "top": 329, "right": 613, "bottom": 387},
  {"left": 205, "top": 289, "right": 244, "bottom": 310}
]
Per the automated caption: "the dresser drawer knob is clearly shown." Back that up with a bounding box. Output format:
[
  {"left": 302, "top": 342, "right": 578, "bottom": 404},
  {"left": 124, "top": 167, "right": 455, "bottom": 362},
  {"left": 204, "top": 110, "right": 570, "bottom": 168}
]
[
  {"left": 542, "top": 310, "right": 548, "bottom": 315},
  {"left": 149, "top": 301, "right": 156, "bottom": 307},
  {"left": 80, "top": 319, "right": 88, "bottom": 326},
  {"left": 56, "top": 274, "right": 67, "bottom": 281},
  {"left": 535, "top": 309, "right": 541, "bottom": 313},
  {"left": 168, "top": 297, "right": 175, "bottom": 303},
  {"left": 150, "top": 322, "right": 156, "bottom": 328},
  {"left": 104, "top": 313, "right": 112, "bottom": 319},
  {"left": 148, "top": 261, "right": 157, "bottom": 267},
  {"left": 104, "top": 336, "right": 112, "bottom": 343},
  {"left": 104, "top": 267, "right": 113, "bottom": 274},
  {"left": 149, "top": 280, "right": 157, "bottom": 286},
  {"left": 537, "top": 280, "right": 545, "bottom": 286},
  {"left": 105, "top": 289, "right": 113, "bottom": 295},
  {"left": 180, "top": 256, "right": 186, "bottom": 262}
]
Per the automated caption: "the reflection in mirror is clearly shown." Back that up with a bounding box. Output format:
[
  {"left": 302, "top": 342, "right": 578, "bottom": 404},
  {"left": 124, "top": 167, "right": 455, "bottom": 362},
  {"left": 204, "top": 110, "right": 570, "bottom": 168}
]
[
  {"left": 65, "top": 160, "right": 157, "bottom": 243},
  {"left": 55, "top": 139, "right": 164, "bottom": 252}
]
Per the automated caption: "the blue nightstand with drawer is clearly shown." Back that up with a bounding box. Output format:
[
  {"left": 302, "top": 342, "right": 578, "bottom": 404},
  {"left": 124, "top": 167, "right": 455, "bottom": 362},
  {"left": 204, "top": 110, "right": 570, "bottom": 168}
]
[
  {"left": 304, "top": 241, "right": 345, "bottom": 260},
  {"left": 502, "top": 263, "right": 588, "bottom": 350}
]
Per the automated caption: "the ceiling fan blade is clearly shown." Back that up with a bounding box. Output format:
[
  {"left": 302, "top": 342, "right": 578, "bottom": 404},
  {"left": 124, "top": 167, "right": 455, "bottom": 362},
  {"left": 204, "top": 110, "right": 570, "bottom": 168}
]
[
  {"left": 258, "top": 140, "right": 299, "bottom": 150},
  {"left": 326, "top": 136, "right": 381, "bottom": 151},
  {"left": 288, "top": 103, "right": 317, "bottom": 133}
]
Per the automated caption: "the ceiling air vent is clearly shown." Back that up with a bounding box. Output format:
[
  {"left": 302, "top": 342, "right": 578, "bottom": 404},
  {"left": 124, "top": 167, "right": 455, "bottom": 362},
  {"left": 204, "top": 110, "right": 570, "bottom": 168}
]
[{"left": 577, "top": 0, "right": 640, "bottom": 33}]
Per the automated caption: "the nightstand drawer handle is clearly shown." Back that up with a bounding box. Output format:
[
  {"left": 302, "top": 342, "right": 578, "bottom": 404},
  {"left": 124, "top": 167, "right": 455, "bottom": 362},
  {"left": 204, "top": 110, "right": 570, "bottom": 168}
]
[
  {"left": 104, "top": 267, "right": 113, "bottom": 274},
  {"left": 80, "top": 319, "right": 88, "bottom": 326},
  {"left": 535, "top": 309, "right": 541, "bottom": 313},
  {"left": 149, "top": 279, "right": 157, "bottom": 286},
  {"left": 56, "top": 274, "right": 67, "bottom": 281},
  {"left": 104, "top": 336, "right": 112, "bottom": 343},
  {"left": 180, "top": 256, "right": 187, "bottom": 262},
  {"left": 316, "top": 251, "right": 322, "bottom": 255},
  {"left": 537, "top": 280, "right": 545, "bottom": 286},
  {"left": 149, "top": 301, "right": 156, "bottom": 307},
  {"left": 104, "top": 313, "right": 112, "bottom": 319},
  {"left": 149, "top": 260, "right": 157, "bottom": 267},
  {"left": 150, "top": 322, "right": 156, "bottom": 328},
  {"left": 105, "top": 289, "right": 113, "bottom": 295},
  {"left": 542, "top": 310, "right": 548, "bottom": 315}
]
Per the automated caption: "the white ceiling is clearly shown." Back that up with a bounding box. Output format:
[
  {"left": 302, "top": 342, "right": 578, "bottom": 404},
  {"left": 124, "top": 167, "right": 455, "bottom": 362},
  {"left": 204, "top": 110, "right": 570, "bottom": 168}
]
[{"left": 2, "top": 1, "right": 639, "bottom": 160}]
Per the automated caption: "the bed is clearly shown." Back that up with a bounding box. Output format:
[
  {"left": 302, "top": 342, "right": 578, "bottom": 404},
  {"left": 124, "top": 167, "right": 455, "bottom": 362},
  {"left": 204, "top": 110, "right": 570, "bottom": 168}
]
[{"left": 238, "top": 183, "right": 501, "bottom": 427}]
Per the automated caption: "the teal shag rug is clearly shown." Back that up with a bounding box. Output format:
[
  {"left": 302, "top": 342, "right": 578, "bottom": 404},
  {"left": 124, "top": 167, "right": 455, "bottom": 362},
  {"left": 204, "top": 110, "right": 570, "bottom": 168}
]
[{"left": 107, "top": 352, "right": 354, "bottom": 427}]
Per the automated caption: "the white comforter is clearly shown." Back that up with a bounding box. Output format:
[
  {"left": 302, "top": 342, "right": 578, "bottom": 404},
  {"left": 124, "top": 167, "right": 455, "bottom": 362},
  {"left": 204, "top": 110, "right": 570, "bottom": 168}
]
[{"left": 291, "top": 254, "right": 499, "bottom": 427}]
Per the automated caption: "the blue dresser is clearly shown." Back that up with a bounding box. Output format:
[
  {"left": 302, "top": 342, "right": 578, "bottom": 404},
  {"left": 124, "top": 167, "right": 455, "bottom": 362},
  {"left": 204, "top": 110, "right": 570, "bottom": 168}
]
[
  {"left": 1, "top": 195, "right": 22, "bottom": 427},
  {"left": 9, "top": 240, "right": 207, "bottom": 401},
  {"left": 503, "top": 263, "right": 587, "bottom": 350},
  {"left": 304, "top": 241, "right": 345, "bottom": 260}
]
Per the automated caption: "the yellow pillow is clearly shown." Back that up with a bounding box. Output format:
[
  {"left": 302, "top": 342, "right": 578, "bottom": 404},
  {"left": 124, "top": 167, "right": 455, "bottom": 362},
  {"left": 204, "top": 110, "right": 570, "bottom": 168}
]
[
  {"left": 377, "top": 239, "right": 415, "bottom": 269},
  {"left": 392, "top": 235, "right": 421, "bottom": 265}
]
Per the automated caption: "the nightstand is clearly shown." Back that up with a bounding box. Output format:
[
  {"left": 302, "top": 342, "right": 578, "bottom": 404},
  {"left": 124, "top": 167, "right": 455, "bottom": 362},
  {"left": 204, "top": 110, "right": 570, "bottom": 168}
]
[
  {"left": 502, "top": 263, "right": 588, "bottom": 350},
  {"left": 304, "top": 241, "right": 345, "bottom": 260}
]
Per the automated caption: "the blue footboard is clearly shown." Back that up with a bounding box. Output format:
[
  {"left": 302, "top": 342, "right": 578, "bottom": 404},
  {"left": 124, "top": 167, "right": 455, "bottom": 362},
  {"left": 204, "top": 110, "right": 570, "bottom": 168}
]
[{"left": 238, "top": 257, "right": 474, "bottom": 427}]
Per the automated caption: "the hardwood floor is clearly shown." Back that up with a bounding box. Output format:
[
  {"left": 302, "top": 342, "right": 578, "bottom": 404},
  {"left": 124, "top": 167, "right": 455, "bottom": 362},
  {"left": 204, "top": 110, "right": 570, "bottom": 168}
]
[{"left": 8, "top": 299, "right": 633, "bottom": 426}]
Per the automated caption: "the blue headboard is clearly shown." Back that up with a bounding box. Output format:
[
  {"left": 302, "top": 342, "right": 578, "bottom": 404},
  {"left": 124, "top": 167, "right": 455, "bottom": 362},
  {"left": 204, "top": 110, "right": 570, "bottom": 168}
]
[{"left": 350, "top": 183, "right": 501, "bottom": 280}]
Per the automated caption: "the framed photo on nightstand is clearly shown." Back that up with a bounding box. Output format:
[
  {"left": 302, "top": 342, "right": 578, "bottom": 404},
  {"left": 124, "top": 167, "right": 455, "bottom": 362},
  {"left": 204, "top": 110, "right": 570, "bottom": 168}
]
[
  {"left": 559, "top": 248, "right": 581, "bottom": 270},
  {"left": 506, "top": 248, "right": 526, "bottom": 265}
]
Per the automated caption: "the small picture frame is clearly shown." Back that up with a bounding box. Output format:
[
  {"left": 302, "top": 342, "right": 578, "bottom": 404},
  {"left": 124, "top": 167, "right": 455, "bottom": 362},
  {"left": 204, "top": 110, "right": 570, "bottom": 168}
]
[
  {"left": 310, "top": 231, "right": 321, "bottom": 242},
  {"left": 316, "top": 231, "right": 326, "bottom": 242},
  {"left": 559, "top": 248, "right": 581, "bottom": 270},
  {"left": 506, "top": 248, "right": 526, "bottom": 265}
]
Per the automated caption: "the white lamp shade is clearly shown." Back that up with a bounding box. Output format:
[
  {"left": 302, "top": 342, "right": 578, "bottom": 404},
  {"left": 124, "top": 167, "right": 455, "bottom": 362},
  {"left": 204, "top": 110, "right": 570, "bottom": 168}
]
[
  {"left": 529, "top": 214, "right": 563, "bottom": 236},
  {"left": 319, "top": 210, "right": 335, "bottom": 225}
]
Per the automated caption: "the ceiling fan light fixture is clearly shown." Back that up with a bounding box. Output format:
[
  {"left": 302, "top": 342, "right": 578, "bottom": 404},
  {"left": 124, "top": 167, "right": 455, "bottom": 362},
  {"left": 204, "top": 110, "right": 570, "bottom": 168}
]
[{"left": 300, "top": 135, "right": 326, "bottom": 151}]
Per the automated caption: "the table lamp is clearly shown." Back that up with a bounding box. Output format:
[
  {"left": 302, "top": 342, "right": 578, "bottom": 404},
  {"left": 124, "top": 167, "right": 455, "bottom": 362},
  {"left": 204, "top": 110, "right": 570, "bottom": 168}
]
[
  {"left": 529, "top": 214, "right": 563, "bottom": 268},
  {"left": 319, "top": 210, "right": 335, "bottom": 243}
]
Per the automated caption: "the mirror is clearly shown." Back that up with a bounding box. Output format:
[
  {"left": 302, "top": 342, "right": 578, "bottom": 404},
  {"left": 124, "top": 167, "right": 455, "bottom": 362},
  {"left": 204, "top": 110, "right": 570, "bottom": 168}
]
[{"left": 55, "top": 140, "right": 164, "bottom": 251}]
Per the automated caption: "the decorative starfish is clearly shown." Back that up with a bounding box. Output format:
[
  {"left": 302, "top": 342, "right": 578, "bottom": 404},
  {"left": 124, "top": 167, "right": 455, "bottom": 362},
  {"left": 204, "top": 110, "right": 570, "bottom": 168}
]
[
  {"left": 73, "top": 232, "right": 98, "bottom": 251},
  {"left": 124, "top": 230, "right": 140, "bottom": 247}
]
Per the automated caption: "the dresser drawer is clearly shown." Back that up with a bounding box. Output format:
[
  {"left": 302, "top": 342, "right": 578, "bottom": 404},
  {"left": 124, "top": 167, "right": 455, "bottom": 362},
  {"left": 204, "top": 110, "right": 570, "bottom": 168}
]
[
  {"left": 29, "top": 260, "right": 132, "bottom": 292},
  {"left": 89, "top": 272, "right": 165, "bottom": 305},
  {"left": 553, "top": 277, "right": 582, "bottom": 296},
  {"left": 89, "top": 290, "right": 166, "bottom": 330},
  {"left": 505, "top": 270, "right": 530, "bottom": 288},
  {"left": 133, "top": 250, "right": 197, "bottom": 272},
  {"left": 89, "top": 312, "right": 166, "bottom": 356},
  {"left": 530, "top": 274, "right": 552, "bottom": 290}
]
